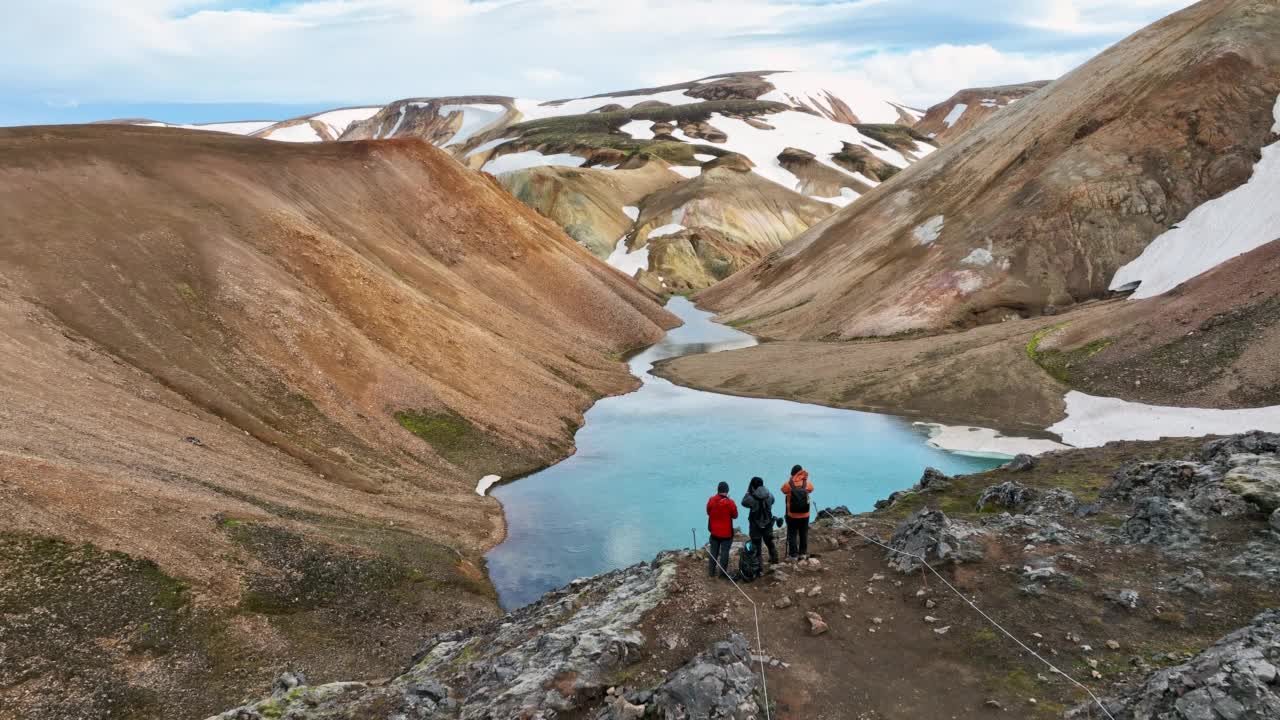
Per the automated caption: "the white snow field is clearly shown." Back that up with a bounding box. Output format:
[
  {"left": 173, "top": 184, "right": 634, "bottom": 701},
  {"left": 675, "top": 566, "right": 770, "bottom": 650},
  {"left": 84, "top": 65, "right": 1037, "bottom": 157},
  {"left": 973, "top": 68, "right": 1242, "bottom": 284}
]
[
  {"left": 605, "top": 235, "right": 650, "bottom": 276},
  {"left": 915, "top": 422, "right": 1068, "bottom": 459},
  {"left": 310, "top": 107, "right": 380, "bottom": 139},
  {"left": 622, "top": 206, "right": 640, "bottom": 221},
  {"left": 760, "top": 71, "right": 903, "bottom": 124},
  {"left": 483, "top": 150, "right": 586, "bottom": 174},
  {"left": 942, "top": 103, "right": 968, "bottom": 127},
  {"left": 1110, "top": 94, "right": 1280, "bottom": 299},
  {"left": 260, "top": 122, "right": 323, "bottom": 143},
  {"left": 438, "top": 103, "right": 508, "bottom": 146},
  {"left": 1049, "top": 392, "right": 1280, "bottom": 448},
  {"left": 647, "top": 224, "right": 686, "bottom": 239},
  {"left": 475, "top": 475, "right": 501, "bottom": 496},
  {"left": 678, "top": 111, "right": 931, "bottom": 195},
  {"left": 191, "top": 120, "right": 275, "bottom": 135}
]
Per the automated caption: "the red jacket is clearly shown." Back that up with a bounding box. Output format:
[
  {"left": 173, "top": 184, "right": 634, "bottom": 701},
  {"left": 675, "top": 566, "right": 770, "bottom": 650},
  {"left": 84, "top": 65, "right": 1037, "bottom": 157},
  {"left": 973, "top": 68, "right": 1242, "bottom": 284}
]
[{"left": 706, "top": 493, "right": 739, "bottom": 539}]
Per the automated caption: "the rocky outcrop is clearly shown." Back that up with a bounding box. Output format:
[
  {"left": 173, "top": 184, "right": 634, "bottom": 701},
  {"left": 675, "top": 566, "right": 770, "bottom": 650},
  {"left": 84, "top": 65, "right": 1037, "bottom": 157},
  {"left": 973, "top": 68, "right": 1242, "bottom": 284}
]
[
  {"left": 628, "top": 166, "right": 837, "bottom": 291},
  {"left": 643, "top": 634, "right": 761, "bottom": 720},
  {"left": 913, "top": 82, "right": 1050, "bottom": 144},
  {"left": 975, "top": 481, "right": 1038, "bottom": 512},
  {"left": 497, "top": 159, "right": 682, "bottom": 257},
  {"left": 885, "top": 509, "right": 986, "bottom": 573},
  {"left": 207, "top": 555, "right": 762, "bottom": 720},
  {"left": 1077, "top": 610, "right": 1280, "bottom": 720},
  {"left": 1102, "top": 433, "right": 1280, "bottom": 560}
]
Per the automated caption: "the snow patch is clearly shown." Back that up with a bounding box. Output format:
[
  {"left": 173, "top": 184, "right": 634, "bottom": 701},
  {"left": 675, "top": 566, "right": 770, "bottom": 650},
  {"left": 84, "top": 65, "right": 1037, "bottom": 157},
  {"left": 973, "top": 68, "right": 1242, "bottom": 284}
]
[
  {"left": 476, "top": 475, "right": 501, "bottom": 496},
  {"left": 622, "top": 206, "right": 640, "bottom": 221},
  {"left": 262, "top": 122, "right": 322, "bottom": 143},
  {"left": 620, "top": 119, "right": 655, "bottom": 140},
  {"left": 605, "top": 235, "right": 650, "bottom": 276},
  {"left": 439, "top": 103, "right": 507, "bottom": 146},
  {"left": 699, "top": 111, "right": 913, "bottom": 195},
  {"left": 483, "top": 150, "right": 586, "bottom": 174},
  {"left": 648, "top": 224, "right": 686, "bottom": 239},
  {"left": 816, "top": 187, "right": 860, "bottom": 208},
  {"left": 466, "top": 136, "right": 514, "bottom": 158},
  {"left": 694, "top": 153, "right": 716, "bottom": 162},
  {"left": 961, "top": 246, "right": 994, "bottom": 267},
  {"left": 915, "top": 422, "right": 1068, "bottom": 459},
  {"left": 980, "top": 98, "right": 999, "bottom": 108},
  {"left": 942, "top": 103, "right": 968, "bottom": 128},
  {"left": 311, "top": 107, "right": 380, "bottom": 138},
  {"left": 191, "top": 120, "right": 275, "bottom": 135},
  {"left": 913, "top": 215, "right": 944, "bottom": 245},
  {"left": 671, "top": 166, "right": 701, "bottom": 178},
  {"left": 1110, "top": 98, "right": 1280, "bottom": 300},
  {"left": 760, "top": 71, "right": 902, "bottom": 125},
  {"left": 1048, "top": 391, "right": 1280, "bottom": 448}
]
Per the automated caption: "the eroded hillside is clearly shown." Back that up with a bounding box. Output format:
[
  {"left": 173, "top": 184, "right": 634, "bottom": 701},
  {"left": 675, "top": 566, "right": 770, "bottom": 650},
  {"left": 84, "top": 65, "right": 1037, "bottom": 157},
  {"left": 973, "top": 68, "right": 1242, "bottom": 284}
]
[
  {"left": 699, "top": 0, "right": 1280, "bottom": 340},
  {"left": 0, "top": 124, "right": 675, "bottom": 719}
]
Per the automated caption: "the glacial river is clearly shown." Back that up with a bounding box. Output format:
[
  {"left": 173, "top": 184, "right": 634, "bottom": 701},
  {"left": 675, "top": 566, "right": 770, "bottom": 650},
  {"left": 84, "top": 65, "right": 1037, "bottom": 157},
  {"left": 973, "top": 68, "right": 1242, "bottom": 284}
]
[{"left": 486, "top": 297, "right": 1002, "bottom": 609}]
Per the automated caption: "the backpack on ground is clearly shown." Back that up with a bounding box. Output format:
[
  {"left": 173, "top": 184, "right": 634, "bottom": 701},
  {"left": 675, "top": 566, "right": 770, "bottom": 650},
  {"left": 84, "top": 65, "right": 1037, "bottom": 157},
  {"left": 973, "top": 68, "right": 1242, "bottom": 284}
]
[
  {"left": 789, "top": 478, "right": 810, "bottom": 514},
  {"left": 736, "top": 541, "right": 761, "bottom": 583}
]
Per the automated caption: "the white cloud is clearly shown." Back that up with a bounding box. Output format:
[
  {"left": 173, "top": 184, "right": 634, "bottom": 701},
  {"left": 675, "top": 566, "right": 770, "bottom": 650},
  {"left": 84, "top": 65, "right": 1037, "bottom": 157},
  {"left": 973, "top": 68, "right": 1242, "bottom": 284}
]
[
  {"left": 521, "top": 67, "right": 578, "bottom": 85},
  {"left": 0, "top": 0, "right": 1197, "bottom": 118},
  {"left": 854, "top": 44, "right": 1089, "bottom": 107}
]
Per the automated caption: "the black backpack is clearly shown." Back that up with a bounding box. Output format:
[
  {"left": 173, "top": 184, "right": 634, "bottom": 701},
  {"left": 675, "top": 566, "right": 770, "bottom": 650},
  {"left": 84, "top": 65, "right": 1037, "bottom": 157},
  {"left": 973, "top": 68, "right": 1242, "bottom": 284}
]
[
  {"left": 737, "top": 540, "right": 761, "bottom": 583},
  {"left": 789, "top": 478, "right": 810, "bottom": 514}
]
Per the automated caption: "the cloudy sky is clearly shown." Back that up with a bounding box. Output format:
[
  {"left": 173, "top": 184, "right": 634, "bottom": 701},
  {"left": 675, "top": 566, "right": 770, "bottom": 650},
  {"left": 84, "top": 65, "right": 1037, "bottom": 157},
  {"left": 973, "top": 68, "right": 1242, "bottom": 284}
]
[{"left": 2, "top": 0, "right": 1195, "bottom": 126}]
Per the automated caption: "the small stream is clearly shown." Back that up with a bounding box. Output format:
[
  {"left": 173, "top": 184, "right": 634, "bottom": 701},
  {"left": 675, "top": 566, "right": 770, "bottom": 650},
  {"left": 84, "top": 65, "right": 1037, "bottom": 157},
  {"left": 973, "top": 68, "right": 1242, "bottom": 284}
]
[{"left": 486, "top": 297, "right": 1002, "bottom": 609}]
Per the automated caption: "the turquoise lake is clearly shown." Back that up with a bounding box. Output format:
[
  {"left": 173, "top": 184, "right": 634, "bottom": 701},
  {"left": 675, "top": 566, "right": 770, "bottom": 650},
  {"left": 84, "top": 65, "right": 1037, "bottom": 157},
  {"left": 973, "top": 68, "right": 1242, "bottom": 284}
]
[{"left": 486, "top": 297, "right": 1002, "bottom": 609}]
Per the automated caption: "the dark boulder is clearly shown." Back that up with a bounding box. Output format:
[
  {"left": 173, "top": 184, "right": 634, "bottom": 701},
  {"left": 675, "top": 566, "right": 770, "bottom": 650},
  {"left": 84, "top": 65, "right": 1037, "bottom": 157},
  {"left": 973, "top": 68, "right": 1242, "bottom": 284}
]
[{"left": 1073, "top": 610, "right": 1280, "bottom": 719}]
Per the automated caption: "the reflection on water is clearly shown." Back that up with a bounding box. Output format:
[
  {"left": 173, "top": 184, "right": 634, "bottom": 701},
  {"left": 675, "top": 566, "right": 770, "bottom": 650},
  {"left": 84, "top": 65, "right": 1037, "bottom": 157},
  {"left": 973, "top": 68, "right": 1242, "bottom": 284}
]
[{"left": 486, "top": 297, "right": 1000, "bottom": 609}]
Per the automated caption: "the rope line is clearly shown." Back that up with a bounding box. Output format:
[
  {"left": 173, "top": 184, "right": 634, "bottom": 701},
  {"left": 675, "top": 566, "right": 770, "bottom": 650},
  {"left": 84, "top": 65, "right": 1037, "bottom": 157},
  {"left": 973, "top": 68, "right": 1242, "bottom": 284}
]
[
  {"left": 815, "top": 506, "right": 1116, "bottom": 720},
  {"left": 696, "top": 528, "right": 772, "bottom": 720}
]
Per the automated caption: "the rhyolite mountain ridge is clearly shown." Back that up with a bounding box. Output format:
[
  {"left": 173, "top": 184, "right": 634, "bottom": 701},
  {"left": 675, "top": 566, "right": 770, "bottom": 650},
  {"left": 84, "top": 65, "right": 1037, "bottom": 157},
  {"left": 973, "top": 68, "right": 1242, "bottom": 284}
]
[
  {"left": 696, "top": 3, "right": 1280, "bottom": 340},
  {"left": 120, "top": 71, "right": 944, "bottom": 292}
]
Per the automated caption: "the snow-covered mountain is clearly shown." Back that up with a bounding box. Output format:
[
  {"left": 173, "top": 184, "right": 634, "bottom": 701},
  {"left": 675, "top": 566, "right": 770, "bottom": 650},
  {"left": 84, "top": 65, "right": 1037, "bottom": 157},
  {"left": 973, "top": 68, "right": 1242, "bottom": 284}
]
[{"left": 112, "top": 71, "right": 936, "bottom": 290}]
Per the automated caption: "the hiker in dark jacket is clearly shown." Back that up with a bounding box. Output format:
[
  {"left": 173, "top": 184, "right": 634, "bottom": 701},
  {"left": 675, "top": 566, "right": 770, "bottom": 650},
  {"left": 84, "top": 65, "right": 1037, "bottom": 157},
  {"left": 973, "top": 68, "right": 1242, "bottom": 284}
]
[
  {"left": 706, "top": 481, "right": 738, "bottom": 579},
  {"left": 740, "top": 477, "right": 779, "bottom": 565},
  {"left": 781, "top": 464, "right": 814, "bottom": 560}
]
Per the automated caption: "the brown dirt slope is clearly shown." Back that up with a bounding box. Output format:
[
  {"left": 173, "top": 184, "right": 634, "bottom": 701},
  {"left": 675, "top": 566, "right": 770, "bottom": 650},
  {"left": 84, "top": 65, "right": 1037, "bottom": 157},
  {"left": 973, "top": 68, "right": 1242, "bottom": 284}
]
[
  {"left": 0, "top": 124, "right": 674, "bottom": 719},
  {"left": 1032, "top": 238, "right": 1280, "bottom": 409},
  {"left": 913, "top": 81, "right": 1051, "bottom": 144},
  {"left": 699, "top": 0, "right": 1280, "bottom": 340}
]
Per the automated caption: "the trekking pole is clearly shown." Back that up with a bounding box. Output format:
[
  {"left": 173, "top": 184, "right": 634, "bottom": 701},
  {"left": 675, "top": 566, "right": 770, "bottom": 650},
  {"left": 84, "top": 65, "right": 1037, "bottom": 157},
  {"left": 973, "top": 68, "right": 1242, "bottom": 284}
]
[{"left": 691, "top": 528, "right": 697, "bottom": 551}]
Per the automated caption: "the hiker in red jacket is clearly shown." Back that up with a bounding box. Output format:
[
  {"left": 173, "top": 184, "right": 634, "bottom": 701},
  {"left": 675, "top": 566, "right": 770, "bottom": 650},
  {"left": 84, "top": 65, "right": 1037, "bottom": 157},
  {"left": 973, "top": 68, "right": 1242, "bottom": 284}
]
[
  {"left": 706, "top": 481, "right": 739, "bottom": 579},
  {"left": 781, "top": 465, "right": 814, "bottom": 560}
]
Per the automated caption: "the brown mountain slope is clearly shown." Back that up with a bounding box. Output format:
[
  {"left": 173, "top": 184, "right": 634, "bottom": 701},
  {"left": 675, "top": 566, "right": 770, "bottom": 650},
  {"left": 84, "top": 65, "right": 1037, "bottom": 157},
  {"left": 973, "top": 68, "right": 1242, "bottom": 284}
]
[
  {"left": 0, "top": 124, "right": 674, "bottom": 719},
  {"left": 913, "top": 81, "right": 1050, "bottom": 144},
  {"left": 658, "top": 239, "right": 1280, "bottom": 435},
  {"left": 699, "top": 0, "right": 1280, "bottom": 340}
]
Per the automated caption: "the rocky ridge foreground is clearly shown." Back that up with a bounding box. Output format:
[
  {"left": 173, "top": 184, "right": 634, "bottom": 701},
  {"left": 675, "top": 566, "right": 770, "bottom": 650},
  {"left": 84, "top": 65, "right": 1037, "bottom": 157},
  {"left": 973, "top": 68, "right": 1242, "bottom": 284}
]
[{"left": 210, "top": 432, "right": 1280, "bottom": 719}]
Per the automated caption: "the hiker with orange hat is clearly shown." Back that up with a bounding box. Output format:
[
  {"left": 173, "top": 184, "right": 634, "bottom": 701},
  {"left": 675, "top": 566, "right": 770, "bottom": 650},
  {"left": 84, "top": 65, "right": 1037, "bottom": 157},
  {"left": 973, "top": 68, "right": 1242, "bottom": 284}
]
[{"left": 781, "top": 464, "right": 814, "bottom": 560}]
